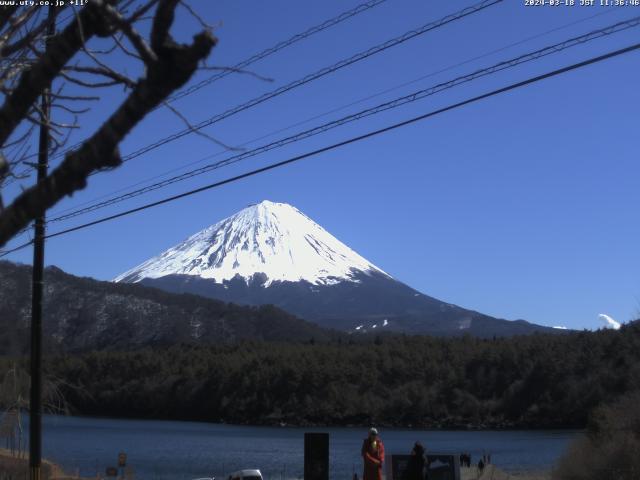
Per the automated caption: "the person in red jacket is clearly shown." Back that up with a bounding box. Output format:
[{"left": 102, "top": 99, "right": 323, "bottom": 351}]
[{"left": 361, "top": 427, "right": 385, "bottom": 480}]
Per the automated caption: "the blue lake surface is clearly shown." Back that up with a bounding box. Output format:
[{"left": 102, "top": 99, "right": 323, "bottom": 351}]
[{"left": 34, "top": 415, "right": 580, "bottom": 480}]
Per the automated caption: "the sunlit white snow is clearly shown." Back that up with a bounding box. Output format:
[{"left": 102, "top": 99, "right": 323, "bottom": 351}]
[
  {"left": 114, "top": 200, "right": 390, "bottom": 286},
  {"left": 599, "top": 314, "right": 621, "bottom": 330}
]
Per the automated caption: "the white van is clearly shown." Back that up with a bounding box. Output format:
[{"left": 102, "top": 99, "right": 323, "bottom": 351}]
[{"left": 228, "top": 470, "right": 263, "bottom": 480}]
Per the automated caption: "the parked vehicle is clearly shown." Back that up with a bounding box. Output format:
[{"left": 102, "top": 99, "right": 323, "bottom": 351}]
[{"left": 228, "top": 469, "right": 263, "bottom": 480}]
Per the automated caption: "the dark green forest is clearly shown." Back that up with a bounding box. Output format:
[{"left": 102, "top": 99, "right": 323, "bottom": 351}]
[{"left": 3, "top": 321, "right": 639, "bottom": 429}]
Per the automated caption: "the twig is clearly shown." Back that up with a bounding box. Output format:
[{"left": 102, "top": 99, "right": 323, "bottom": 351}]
[
  {"left": 179, "top": 0, "right": 214, "bottom": 31},
  {"left": 201, "top": 64, "right": 273, "bottom": 82},
  {"left": 162, "top": 100, "right": 241, "bottom": 151},
  {"left": 63, "top": 65, "right": 136, "bottom": 88}
]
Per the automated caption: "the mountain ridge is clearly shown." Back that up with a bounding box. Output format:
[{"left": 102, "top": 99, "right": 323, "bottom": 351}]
[
  {"left": 140, "top": 271, "right": 560, "bottom": 337},
  {"left": 113, "top": 200, "right": 560, "bottom": 337}
]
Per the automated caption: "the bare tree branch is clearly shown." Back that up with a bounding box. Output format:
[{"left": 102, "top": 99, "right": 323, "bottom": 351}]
[
  {"left": 199, "top": 65, "right": 273, "bottom": 83},
  {"left": 0, "top": 153, "right": 7, "bottom": 181},
  {"left": 51, "top": 103, "right": 91, "bottom": 115},
  {"left": 112, "top": 31, "right": 142, "bottom": 60},
  {"left": 127, "top": 0, "right": 161, "bottom": 24},
  {"left": 63, "top": 65, "right": 136, "bottom": 88},
  {"left": 59, "top": 70, "right": 126, "bottom": 89},
  {"left": 0, "top": 0, "right": 217, "bottom": 246},
  {"left": 162, "top": 100, "right": 240, "bottom": 151},
  {"left": 1, "top": 11, "right": 57, "bottom": 58},
  {"left": 151, "top": 0, "right": 180, "bottom": 52},
  {"left": 179, "top": 0, "right": 213, "bottom": 32},
  {"left": 51, "top": 93, "right": 101, "bottom": 102},
  {"left": 0, "top": 6, "right": 19, "bottom": 32},
  {"left": 103, "top": 2, "right": 157, "bottom": 64},
  {"left": 0, "top": 7, "right": 37, "bottom": 51},
  {"left": 0, "top": 0, "right": 116, "bottom": 147}
]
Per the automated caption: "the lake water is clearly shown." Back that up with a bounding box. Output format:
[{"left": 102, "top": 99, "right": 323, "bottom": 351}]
[{"left": 33, "top": 415, "right": 579, "bottom": 480}]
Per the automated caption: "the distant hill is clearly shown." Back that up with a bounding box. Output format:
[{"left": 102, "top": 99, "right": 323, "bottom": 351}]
[{"left": 0, "top": 261, "right": 336, "bottom": 355}]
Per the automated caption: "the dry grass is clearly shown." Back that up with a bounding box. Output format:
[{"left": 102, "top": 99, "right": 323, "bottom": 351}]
[
  {"left": 0, "top": 448, "right": 86, "bottom": 480},
  {"left": 553, "top": 393, "right": 640, "bottom": 480},
  {"left": 461, "top": 465, "right": 551, "bottom": 480}
]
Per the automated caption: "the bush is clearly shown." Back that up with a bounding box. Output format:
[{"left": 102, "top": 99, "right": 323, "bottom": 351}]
[{"left": 553, "top": 392, "right": 640, "bottom": 480}]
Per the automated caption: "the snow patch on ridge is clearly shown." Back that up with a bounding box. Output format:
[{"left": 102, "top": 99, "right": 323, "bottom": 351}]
[{"left": 114, "top": 200, "right": 390, "bottom": 287}]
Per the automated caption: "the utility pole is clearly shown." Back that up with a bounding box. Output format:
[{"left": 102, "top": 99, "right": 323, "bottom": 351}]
[{"left": 30, "top": 7, "right": 55, "bottom": 480}]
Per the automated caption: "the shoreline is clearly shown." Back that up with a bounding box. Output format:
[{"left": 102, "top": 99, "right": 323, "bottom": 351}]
[
  {"left": 1, "top": 450, "right": 551, "bottom": 480},
  {"left": 16, "top": 415, "right": 571, "bottom": 479},
  {"left": 45, "top": 411, "right": 585, "bottom": 432},
  {"left": 1, "top": 449, "right": 552, "bottom": 480},
  {"left": 2, "top": 448, "right": 554, "bottom": 480}
]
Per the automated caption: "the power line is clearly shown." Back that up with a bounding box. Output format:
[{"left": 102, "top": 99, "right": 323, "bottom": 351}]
[
  {"left": 0, "top": 240, "right": 33, "bottom": 258},
  {"left": 114, "top": 0, "right": 503, "bottom": 165},
  {"left": 3, "top": 40, "right": 639, "bottom": 256},
  {"left": 45, "top": 6, "right": 621, "bottom": 220},
  {"left": 29, "top": 0, "right": 390, "bottom": 168},
  {"left": 27, "top": 41, "right": 639, "bottom": 246},
  {"left": 45, "top": 15, "right": 640, "bottom": 225},
  {"left": 5, "top": 0, "right": 498, "bottom": 188},
  {"left": 165, "top": 0, "right": 390, "bottom": 105}
]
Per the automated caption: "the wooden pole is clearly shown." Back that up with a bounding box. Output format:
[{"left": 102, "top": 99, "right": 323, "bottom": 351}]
[{"left": 29, "top": 7, "right": 55, "bottom": 480}]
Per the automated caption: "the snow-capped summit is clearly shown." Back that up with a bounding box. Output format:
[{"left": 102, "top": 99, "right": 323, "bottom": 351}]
[{"left": 115, "top": 200, "right": 389, "bottom": 286}]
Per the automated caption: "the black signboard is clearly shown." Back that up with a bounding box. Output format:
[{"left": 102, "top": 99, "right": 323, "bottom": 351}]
[
  {"left": 387, "top": 454, "right": 412, "bottom": 480},
  {"left": 386, "top": 453, "right": 459, "bottom": 480},
  {"left": 304, "top": 432, "right": 329, "bottom": 480},
  {"left": 425, "top": 454, "right": 460, "bottom": 480}
]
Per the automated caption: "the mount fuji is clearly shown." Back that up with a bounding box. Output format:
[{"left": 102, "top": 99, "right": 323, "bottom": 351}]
[
  {"left": 115, "top": 201, "right": 556, "bottom": 337},
  {"left": 115, "top": 200, "right": 387, "bottom": 287}
]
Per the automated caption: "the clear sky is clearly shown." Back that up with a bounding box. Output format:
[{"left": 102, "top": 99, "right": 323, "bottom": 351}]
[{"left": 3, "top": 0, "right": 639, "bottom": 330}]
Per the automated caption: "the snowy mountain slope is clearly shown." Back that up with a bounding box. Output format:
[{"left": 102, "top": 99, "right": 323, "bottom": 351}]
[{"left": 115, "top": 200, "right": 388, "bottom": 286}]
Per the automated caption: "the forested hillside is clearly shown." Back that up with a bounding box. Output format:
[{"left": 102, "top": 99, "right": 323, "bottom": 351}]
[
  {"left": 0, "top": 261, "right": 337, "bottom": 354},
  {"left": 4, "top": 321, "right": 637, "bottom": 429}
]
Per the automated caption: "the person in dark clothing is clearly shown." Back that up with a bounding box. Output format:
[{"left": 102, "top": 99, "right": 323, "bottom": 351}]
[
  {"left": 478, "top": 458, "right": 485, "bottom": 473},
  {"left": 408, "top": 441, "right": 425, "bottom": 480}
]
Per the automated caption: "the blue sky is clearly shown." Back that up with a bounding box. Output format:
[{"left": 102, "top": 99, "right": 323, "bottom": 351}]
[{"left": 3, "top": 0, "right": 640, "bottom": 330}]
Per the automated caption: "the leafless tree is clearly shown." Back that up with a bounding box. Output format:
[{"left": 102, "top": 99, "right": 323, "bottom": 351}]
[
  {"left": 0, "top": 0, "right": 217, "bottom": 247},
  {"left": 0, "top": 363, "right": 77, "bottom": 457}
]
